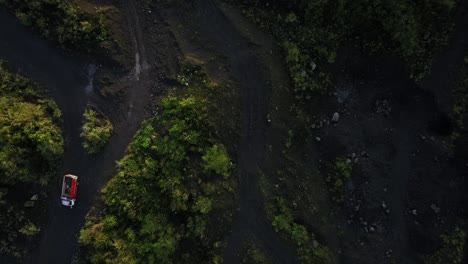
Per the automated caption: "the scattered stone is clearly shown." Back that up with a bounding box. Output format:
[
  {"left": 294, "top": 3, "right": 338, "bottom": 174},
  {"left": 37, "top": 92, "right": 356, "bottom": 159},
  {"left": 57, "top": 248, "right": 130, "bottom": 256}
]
[
  {"left": 24, "top": 201, "right": 34, "bottom": 207},
  {"left": 355, "top": 205, "right": 360, "bottom": 211},
  {"left": 315, "top": 137, "right": 321, "bottom": 142},
  {"left": 383, "top": 188, "right": 387, "bottom": 192},
  {"left": 420, "top": 134, "right": 426, "bottom": 140},
  {"left": 376, "top": 99, "right": 391, "bottom": 116},
  {"left": 361, "top": 151, "right": 369, "bottom": 158},
  {"left": 411, "top": 209, "right": 418, "bottom": 216},
  {"left": 310, "top": 61, "right": 317, "bottom": 72},
  {"left": 381, "top": 201, "right": 387, "bottom": 209},
  {"left": 430, "top": 204, "right": 440, "bottom": 213},
  {"left": 346, "top": 158, "right": 352, "bottom": 164},
  {"left": 353, "top": 158, "right": 359, "bottom": 163},
  {"left": 30, "top": 195, "right": 38, "bottom": 201},
  {"left": 369, "top": 226, "right": 375, "bottom": 233},
  {"left": 312, "top": 240, "right": 319, "bottom": 248},
  {"left": 364, "top": 226, "right": 369, "bottom": 233},
  {"left": 430, "top": 136, "right": 435, "bottom": 142},
  {"left": 351, "top": 153, "right": 356, "bottom": 158},
  {"left": 332, "top": 112, "right": 340, "bottom": 122},
  {"left": 386, "top": 209, "right": 390, "bottom": 214},
  {"left": 311, "top": 123, "right": 316, "bottom": 129}
]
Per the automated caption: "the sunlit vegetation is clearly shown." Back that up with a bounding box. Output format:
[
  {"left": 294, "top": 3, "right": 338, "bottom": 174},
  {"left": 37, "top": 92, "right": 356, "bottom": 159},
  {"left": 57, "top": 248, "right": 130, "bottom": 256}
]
[
  {"left": 0, "top": 62, "right": 62, "bottom": 259},
  {"left": 81, "top": 107, "right": 113, "bottom": 154},
  {"left": 231, "top": 0, "right": 457, "bottom": 98},
  {"left": 80, "top": 67, "right": 236, "bottom": 263},
  {"left": 0, "top": 62, "right": 63, "bottom": 185},
  {"left": 0, "top": 0, "right": 110, "bottom": 54}
]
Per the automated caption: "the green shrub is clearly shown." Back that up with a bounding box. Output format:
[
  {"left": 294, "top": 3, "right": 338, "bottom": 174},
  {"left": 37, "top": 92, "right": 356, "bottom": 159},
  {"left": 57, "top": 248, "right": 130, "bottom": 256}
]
[
  {"left": 80, "top": 108, "right": 113, "bottom": 154},
  {"left": 0, "top": 62, "right": 63, "bottom": 185},
  {"left": 1, "top": 0, "right": 109, "bottom": 54},
  {"left": 19, "top": 222, "right": 40, "bottom": 236},
  {"left": 202, "top": 144, "right": 232, "bottom": 178}
]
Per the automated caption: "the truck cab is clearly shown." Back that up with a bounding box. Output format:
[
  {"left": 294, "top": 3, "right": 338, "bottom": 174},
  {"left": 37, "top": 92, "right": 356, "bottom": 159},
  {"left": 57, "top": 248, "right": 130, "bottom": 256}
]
[{"left": 61, "top": 174, "right": 78, "bottom": 208}]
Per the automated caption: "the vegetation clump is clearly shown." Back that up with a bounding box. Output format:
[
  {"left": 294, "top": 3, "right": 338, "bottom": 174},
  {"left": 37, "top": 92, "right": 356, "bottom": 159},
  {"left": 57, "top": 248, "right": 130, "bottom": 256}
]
[
  {"left": 0, "top": 62, "right": 63, "bottom": 185},
  {"left": 80, "top": 68, "right": 236, "bottom": 263},
  {"left": 0, "top": 0, "right": 110, "bottom": 54},
  {"left": 325, "top": 157, "right": 353, "bottom": 204},
  {"left": 232, "top": 0, "right": 457, "bottom": 98},
  {"left": 0, "top": 62, "right": 63, "bottom": 260},
  {"left": 80, "top": 107, "right": 113, "bottom": 154},
  {"left": 271, "top": 197, "right": 335, "bottom": 264}
]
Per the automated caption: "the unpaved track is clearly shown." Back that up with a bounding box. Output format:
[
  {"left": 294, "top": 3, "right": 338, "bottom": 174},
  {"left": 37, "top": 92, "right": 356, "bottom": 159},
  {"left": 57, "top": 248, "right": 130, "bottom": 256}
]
[
  {"left": 0, "top": 4, "right": 153, "bottom": 263},
  {"left": 175, "top": 1, "right": 298, "bottom": 263}
]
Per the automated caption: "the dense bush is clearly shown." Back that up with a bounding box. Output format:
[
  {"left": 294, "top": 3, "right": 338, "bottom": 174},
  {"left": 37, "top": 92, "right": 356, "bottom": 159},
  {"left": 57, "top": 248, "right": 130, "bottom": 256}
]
[
  {"left": 0, "top": 0, "right": 109, "bottom": 53},
  {"left": 80, "top": 70, "right": 236, "bottom": 263},
  {"left": 233, "top": 0, "right": 457, "bottom": 97},
  {"left": 0, "top": 62, "right": 63, "bottom": 185},
  {"left": 81, "top": 107, "right": 113, "bottom": 154}
]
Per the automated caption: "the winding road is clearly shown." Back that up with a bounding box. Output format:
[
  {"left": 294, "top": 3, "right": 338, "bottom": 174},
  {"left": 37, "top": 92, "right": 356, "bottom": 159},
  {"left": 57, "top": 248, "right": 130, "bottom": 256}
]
[{"left": 0, "top": 2, "right": 153, "bottom": 262}]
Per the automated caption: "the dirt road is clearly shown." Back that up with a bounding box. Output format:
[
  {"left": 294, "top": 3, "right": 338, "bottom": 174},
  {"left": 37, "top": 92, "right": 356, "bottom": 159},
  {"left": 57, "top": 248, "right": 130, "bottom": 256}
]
[{"left": 0, "top": 2, "right": 155, "bottom": 262}]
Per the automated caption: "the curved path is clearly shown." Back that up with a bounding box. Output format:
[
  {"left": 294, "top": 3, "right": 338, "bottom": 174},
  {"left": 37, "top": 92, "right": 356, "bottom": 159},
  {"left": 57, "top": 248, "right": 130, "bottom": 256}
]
[{"left": 0, "top": 3, "right": 153, "bottom": 263}]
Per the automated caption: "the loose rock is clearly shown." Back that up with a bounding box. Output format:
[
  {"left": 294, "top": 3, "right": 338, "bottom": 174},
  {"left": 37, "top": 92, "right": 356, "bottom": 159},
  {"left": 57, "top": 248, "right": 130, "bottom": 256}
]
[
  {"left": 430, "top": 204, "right": 440, "bottom": 213},
  {"left": 30, "top": 195, "right": 38, "bottom": 201},
  {"left": 24, "top": 201, "right": 35, "bottom": 208},
  {"left": 332, "top": 112, "right": 340, "bottom": 122}
]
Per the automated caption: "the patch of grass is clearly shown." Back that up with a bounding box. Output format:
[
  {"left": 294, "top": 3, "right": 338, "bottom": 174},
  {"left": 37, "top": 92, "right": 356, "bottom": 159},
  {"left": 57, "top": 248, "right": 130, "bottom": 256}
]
[
  {"left": 242, "top": 241, "right": 271, "bottom": 264},
  {"left": 425, "top": 227, "right": 466, "bottom": 264},
  {"left": 271, "top": 197, "right": 335, "bottom": 264},
  {"left": 324, "top": 157, "right": 353, "bottom": 204},
  {"left": 80, "top": 107, "right": 113, "bottom": 154},
  {"left": 19, "top": 222, "right": 40, "bottom": 237}
]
